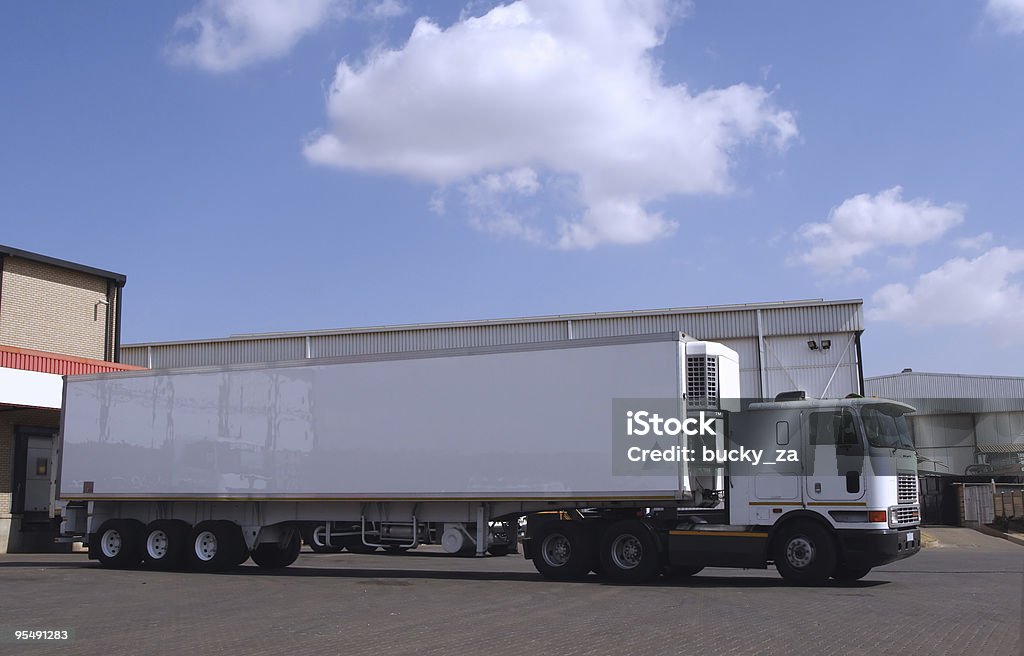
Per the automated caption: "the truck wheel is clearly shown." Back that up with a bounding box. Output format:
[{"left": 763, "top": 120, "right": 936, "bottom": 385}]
[
  {"left": 531, "top": 522, "right": 595, "bottom": 581},
  {"left": 599, "top": 520, "right": 661, "bottom": 584},
  {"left": 188, "top": 521, "right": 244, "bottom": 572},
  {"left": 832, "top": 564, "right": 872, "bottom": 581},
  {"left": 487, "top": 544, "right": 511, "bottom": 556},
  {"left": 142, "top": 520, "right": 189, "bottom": 570},
  {"left": 96, "top": 519, "right": 144, "bottom": 569},
  {"left": 252, "top": 532, "right": 301, "bottom": 569},
  {"left": 773, "top": 522, "right": 837, "bottom": 586},
  {"left": 308, "top": 525, "right": 343, "bottom": 553}
]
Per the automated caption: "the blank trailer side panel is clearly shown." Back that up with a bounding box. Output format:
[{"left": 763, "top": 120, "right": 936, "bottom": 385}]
[{"left": 58, "top": 334, "right": 687, "bottom": 501}]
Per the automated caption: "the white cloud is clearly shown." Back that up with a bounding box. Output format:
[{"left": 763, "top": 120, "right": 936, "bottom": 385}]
[
  {"left": 366, "top": 0, "right": 407, "bottom": 19},
  {"left": 304, "top": 0, "right": 797, "bottom": 249},
  {"left": 987, "top": 0, "right": 1024, "bottom": 34},
  {"left": 167, "top": 0, "right": 405, "bottom": 73},
  {"left": 794, "top": 186, "right": 965, "bottom": 274},
  {"left": 868, "top": 247, "right": 1024, "bottom": 341},
  {"left": 955, "top": 231, "right": 994, "bottom": 251},
  {"left": 168, "top": 0, "right": 342, "bottom": 73}
]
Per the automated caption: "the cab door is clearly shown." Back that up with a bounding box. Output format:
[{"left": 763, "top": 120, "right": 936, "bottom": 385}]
[{"left": 805, "top": 408, "right": 865, "bottom": 502}]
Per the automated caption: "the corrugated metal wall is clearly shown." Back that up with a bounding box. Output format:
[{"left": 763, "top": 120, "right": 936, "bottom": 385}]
[
  {"left": 867, "top": 372, "right": 1024, "bottom": 401},
  {"left": 120, "top": 300, "right": 865, "bottom": 399}
]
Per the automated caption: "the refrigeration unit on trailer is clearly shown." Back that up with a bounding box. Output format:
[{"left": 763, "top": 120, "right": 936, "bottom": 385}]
[{"left": 55, "top": 332, "right": 920, "bottom": 584}]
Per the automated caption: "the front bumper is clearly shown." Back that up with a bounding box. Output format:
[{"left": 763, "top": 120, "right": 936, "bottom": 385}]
[{"left": 836, "top": 527, "right": 921, "bottom": 568}]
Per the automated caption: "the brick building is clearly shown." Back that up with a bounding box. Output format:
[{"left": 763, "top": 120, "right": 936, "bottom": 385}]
[{"left": 0, "top": 244, "right": 137, "bottom": 553}]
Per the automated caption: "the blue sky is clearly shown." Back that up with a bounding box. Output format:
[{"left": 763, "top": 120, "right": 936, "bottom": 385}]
[{"left": 1, "top": 1, "right": 1022, "bottom": 377}]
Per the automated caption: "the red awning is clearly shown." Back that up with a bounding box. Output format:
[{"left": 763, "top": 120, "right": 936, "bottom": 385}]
[{"left": 0, "top": 344, "right": 144, "bottom": 376}]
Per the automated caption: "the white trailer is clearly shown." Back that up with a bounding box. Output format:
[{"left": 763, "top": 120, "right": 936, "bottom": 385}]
[{"left": 56, "top": 332, "right": 920, "bottom": 584}]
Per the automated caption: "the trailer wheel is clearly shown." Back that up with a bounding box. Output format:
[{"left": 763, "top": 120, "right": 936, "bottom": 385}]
[
  {"left": 96, "top": 519, "right": 144, "bottom": 569},
  {"left": 486, "top": 544, "right": 511, "bottom": 557},
  {"left": 142, "top": 520, "right": 189, "bottom": 570},
  {"left": 307, "top": 524, "right": 343, "bottom": 553},
  {"left": 832, "top": 564, "right": 872, "bottom": 581},
  {"left": 531, "top": 522, "right": 594, "bottom": 581},
  {"left": 252, "top": 531, "right": 301, "bottom": 569},
  {"left": 773, "top": 522, "right": 837, "bottom": 586},
  {"left": 188, "top": 521, "right": 244, "bottom": 572},
  {"left": 599, "top": 520, "right": 661, "bottom": 583}
]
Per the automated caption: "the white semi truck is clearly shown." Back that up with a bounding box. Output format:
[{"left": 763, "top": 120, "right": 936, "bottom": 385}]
[{"left": 55, "top": 332, "right": 921, "bottom": 585}]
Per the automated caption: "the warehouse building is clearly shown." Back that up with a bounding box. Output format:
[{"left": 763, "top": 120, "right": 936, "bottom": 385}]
[
  {"left": 121, "top": 298, "right": 867, "bottom": 400},
  {"left": 865, "top": 370, "right": 1024, "bottom": 524},
  {"left": 0, "top": 244, "right": 137, "bottom": 553}
]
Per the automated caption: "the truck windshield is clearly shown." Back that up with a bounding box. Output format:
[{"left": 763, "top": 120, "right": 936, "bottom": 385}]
[{"left": 860, "top": 404, "right": 914, "bottom": 450}]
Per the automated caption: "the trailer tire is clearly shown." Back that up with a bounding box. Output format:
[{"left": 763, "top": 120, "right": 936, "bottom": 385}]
[
  {"left": 252, "top": 532, "right": 301, "bottom": 569},
  {"left": 531, "top": 522, "right": 595, "bottom": 581},
  {"left": 599, "top": 520, "right": 661, "bottom": 584},
  {"left": 142, "top": 520, "right": 189, "bottom": 570},
  {"left": 487, "top": 544, "right": 511, "bottom": 557},
  {"left": 773, "top": 522, "right": 837, "bottom": 586},
  {"left": 188, "top": 521, "right": 244, "bottom": 572},
  {"left": 832, "top": 564, "right": 872, "bottom": 581},
  {"left": 96, "top": 519, "right": 144, "bottom": 569}
]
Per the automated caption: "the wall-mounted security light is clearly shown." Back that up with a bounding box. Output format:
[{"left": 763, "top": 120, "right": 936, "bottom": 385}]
[
  {"left": 807, "top": 340, "right": 818, "bottom": 350},
  {"left": 94, "top": 299, "right": 109, "bottom": 321},
  {"left": 821, "top": 339, "right": 832, "bottom": 350}
]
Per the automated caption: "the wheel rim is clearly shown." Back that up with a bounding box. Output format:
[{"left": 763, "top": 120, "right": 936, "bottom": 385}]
[
  {"left": 312, "top": 525, "right": 327, "bottom": 548},
  {"left": 100, "top": 529, "right": 122, "bottom": 558},
  {"left": 541, "top": 533, "right": 572, "bottom": 567},
  {"left": 147, "top": 530, "right": 169, "bottom": 560},
  {"left": 610, "top": 534, "right": 643, "bottom": 570},
  {"left": 786, "top": 535, "right": 815, "bottom": 568},
  {"left": 195, "top": 530, "right": 218, "bottom": 562}
]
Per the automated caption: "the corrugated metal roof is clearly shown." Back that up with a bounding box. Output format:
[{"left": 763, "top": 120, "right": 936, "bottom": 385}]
[
  {"left": 977, "top": 443, "right": 1024, "bottom": 454},
  {"left": 121, "top": 298, "right": 864, "bottom": 369},
  {"left": 866, "top": 371, "right": 1024, "bottom": 399},
  {"left": 0, "top": 344, "right": 144, "bottom": 375}
]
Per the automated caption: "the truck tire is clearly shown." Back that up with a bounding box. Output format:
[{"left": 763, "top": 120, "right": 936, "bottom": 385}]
[
  {"left": 95, "top": 519, "right": 144, "bottom": 569},
  {"left": 188, "top": 520, "right": 244, "bottom": 573},
  {"left": 252, "top": 532, "right": 301, "bottom": 569},
  {"left": 832, "top": 564, "right": 872, "bottom": 581},
  {"left": 142, "top": 520, "right": 190, "bottom": 570},
  {"left": 531, "top": 522, "right": 595, "bottom": 581},
  {"left": 599, "top": 520, "right": 661, "bottom": 584},
  {"left": 773, "top": 522, "right": 837, "bottom": 586}
]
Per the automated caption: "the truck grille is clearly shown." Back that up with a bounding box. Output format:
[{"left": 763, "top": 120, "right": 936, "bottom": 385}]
[
  {"left": 687, "top": 356, "right": 718, "bottom": 410},
  {"left": 897, "top": 474, "right": 918, "bottom": 505},
  {"left": 891, "top": 505, "right": 920, "bottom": 526}
]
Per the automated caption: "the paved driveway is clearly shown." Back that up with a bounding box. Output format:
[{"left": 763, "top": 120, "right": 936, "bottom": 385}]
[{"left": 0, "top": 528, "right": 1020, "bottom": 656}]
